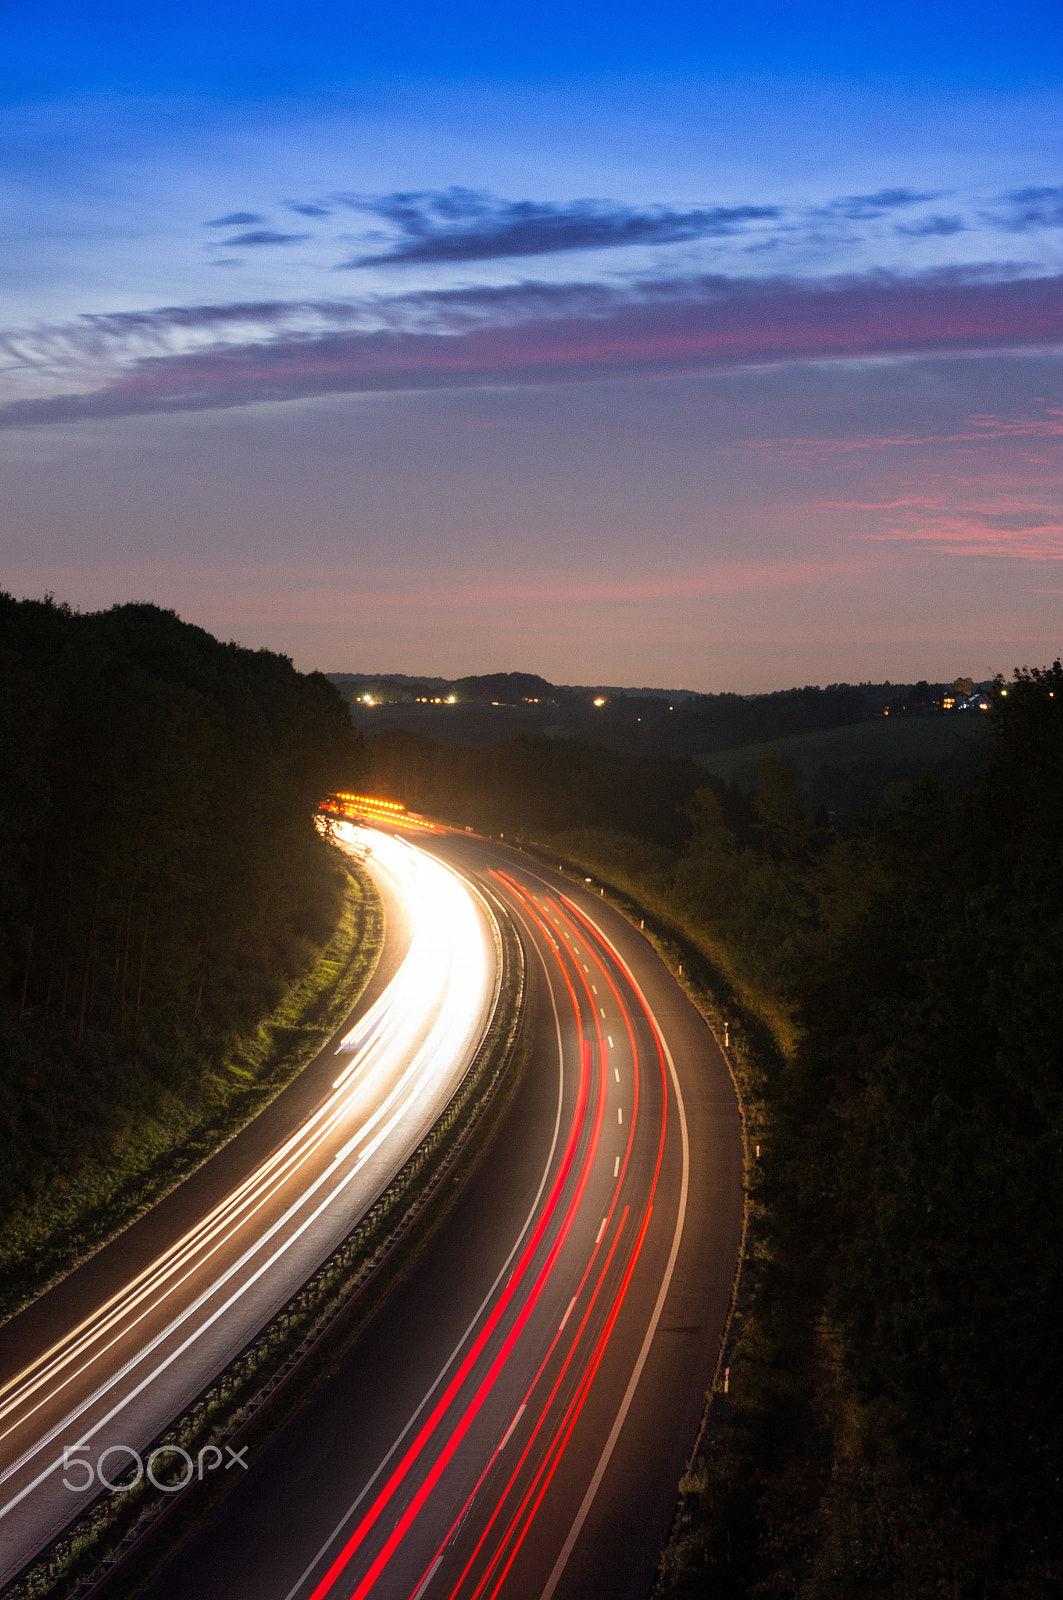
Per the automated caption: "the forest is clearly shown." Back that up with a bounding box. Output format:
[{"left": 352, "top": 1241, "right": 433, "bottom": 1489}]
[
  {"left": 366, "top": 726, "right": 712, "bottom": 848},
  {"left": 366, "top": 665, "right": 1063, "bottom": 1598},
  {"left": 0, "top": 595, "right": 367, "bottom": 1299}
]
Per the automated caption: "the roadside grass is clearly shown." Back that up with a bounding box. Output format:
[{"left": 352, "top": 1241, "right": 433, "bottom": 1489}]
[{"left": 0, "top": 855, "right": 383, "bottom": 1326}]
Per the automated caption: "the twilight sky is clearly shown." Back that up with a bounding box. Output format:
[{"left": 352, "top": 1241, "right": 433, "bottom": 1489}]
[{"left": 2, "top": 1, "right": 1062, "bottom": 690}]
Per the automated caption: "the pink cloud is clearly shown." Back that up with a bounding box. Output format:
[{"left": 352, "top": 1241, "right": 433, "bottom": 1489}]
[
  {"left": 1, "top": 557, "right": 859, "bottom": 619},
  {"left": 737, "top": 407, "right": 1063, "bottom": 457},
  {"left": 866, "top": 506, "right": 1063, "bottom": 560},
  {"left": 3, "top": 269, "right": 1062, "bottom": 426}
]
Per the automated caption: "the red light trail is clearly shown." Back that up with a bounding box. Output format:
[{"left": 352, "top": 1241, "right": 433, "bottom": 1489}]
[{"left": 304, "top": 864, "right": 674, "bottom": 1600}]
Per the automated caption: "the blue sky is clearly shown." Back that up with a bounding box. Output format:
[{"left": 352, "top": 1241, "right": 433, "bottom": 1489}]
[
  {"left": 2, "top": 2, "right": 1062, "bottom": 687},
  {"left": 6, "top": 1, "right": 1062, "bottom": 97}
]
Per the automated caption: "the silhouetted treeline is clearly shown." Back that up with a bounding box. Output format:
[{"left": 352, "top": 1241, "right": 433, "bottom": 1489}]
[
  {"left": 0, "top": 595, "right": 365, "bottom": 1210},
  {"left": 644, "top": 682, "right": 869, "bottom": 756},
  {"left": 366, "top": 728, "right": 750, "bottom": 851}
]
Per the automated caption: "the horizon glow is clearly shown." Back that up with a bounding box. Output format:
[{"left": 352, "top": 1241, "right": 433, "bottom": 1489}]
[{"left": 2, "top": 1, "right": 1062, "bottom": 691}]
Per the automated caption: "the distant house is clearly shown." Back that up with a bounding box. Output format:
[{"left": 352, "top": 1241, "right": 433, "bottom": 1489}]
[{"left": 942, "top": 679, "right": 990, "bottom": 712}]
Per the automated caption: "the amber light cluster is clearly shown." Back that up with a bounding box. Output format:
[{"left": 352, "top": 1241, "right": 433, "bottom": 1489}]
[{"left": 320, "top": 794, "right": 443, "bottom": 833}]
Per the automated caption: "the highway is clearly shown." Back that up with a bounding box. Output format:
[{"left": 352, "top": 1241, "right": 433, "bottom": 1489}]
[
  {"left": 137, "top": 832, "right": 745, "bottom": 1600},
  {"left": 0, "top": 827, "right": 499, "bottom": 1590}
]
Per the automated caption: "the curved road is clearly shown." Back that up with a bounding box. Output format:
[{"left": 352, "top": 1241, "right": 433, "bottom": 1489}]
[
  {"left": 0, "top": 828, "right": 499, "bottom": 1589},
  {"left": 139, "top": 831, "right": 744, "bottom": 1600}
]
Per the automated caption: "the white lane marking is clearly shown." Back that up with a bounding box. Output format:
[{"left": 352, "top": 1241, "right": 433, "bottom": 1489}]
[
  {"left": 412, "top": 1555, "right": 443, "bottom": 1599},
  {"left": 600, "top": 1007, "right": 606, "bottom": 1018},
  {"left": 559, "top": 1296, "right": 577, "bottom": 1332},
  {"left": 539, "top": 903, "right": 693, "bottom": 1600},
  {"left": 496, "top": 1404, "right": 526, "bottom": 1456},
  {"left": 614, "top": 1068, "right": 620, "bottom": 1083},
  {"left": 282, "top": 891, "right": 568, "bottom": 1600},
  {"left": 613, "top": 1156, "right": 620, "bottom": 1178},
  {"left": 591, "top": 984, "right": 597, "bottom": 994},
  {"left": 595, "top": 1218, "right": 607, "bottom": 1245},
  {"left": 608, "top": 1036, "right": 614, "bottom": 1048},
  {"left": 618, "top": 1106, "right": 623, "bottom": 1125}
]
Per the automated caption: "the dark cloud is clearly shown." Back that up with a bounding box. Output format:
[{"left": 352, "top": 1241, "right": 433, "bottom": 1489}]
[
  {"left": 222, "top": 230, "right": 311, "bottom": 247},
  {"left": 829, "top": 188, "right": 942, "bottom": 220},
  {"left": 290, "top": 203, "right": 331, "bottom": 217},
  {"left": 339, "top": 188, "right": 780, "bottom": 266},
  {"left": 204, "top": 212, "right": 265, "bottom": 227},
  {"left": 3, "top": 267, "right": 1061, "bottom": 429},
  {"left": 991, "top": 187, "right": 1063, "bottom": 231},
  {"left": 895, "top": 215, "right": 966, "bottom": 237}
]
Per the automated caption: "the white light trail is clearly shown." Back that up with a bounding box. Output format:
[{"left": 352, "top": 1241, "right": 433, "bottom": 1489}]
[{"left": 0, "top": 825, "right": 495, "bottom": 1544}]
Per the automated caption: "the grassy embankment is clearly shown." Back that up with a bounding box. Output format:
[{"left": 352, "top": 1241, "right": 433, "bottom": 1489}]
[
  {"left": 534, "top": 823, "right": 795, "bottom": 1055},
  {"left": 0, "top": 856, "right": 382, "bottom": 1325}
]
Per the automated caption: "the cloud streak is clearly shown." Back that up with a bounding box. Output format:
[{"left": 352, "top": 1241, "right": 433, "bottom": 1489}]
[
  {"left": 825, "top": 187, "right": 942, "bottom": 220},
  {"left": 219, "top": 230, "right": 310, "bottom": 247},
  {"left": 988, "top": 186, "right": 1063, "bottom": 232},
  {"left": 341, "top": 188, "right": 781, "bottom": 266},
  {"left": 2, "top": 268, "right": 1061, "bottom": 427},
  {"left": 195, "top": 180, "right": 1063, "bottom": 277},
  {"left": 205, "top": 212, "right": 264, "bottom": 227},
  {"left": 871, "top": 510, "right": 1063, "bottom": 560},
  {"left": 736, "top": 407, "right": 1063, "bottom": 456}
]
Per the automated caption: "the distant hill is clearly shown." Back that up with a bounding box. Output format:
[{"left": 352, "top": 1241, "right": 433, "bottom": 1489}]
[
  {"left": 448, "top": 671, "right": 557, "bottom": 703},
  {"left": 327, "top": 668, "right": 992, "bottom": 771}
]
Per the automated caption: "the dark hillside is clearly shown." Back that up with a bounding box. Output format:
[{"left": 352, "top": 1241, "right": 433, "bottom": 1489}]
[
  {"left": 447, "top": 670, "right": 557, "bottom": 702},
  {"left": 0, "top": 595, "right": 367, "bottom": 1271}
]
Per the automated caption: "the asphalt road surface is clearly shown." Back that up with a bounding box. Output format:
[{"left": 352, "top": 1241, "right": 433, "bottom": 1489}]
[
  {"left": 137, "top": 832, "right": 744, "bottom": 1600},
  {"left": 0, "top": 827, "right": 498, "bottom": 1589}
]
